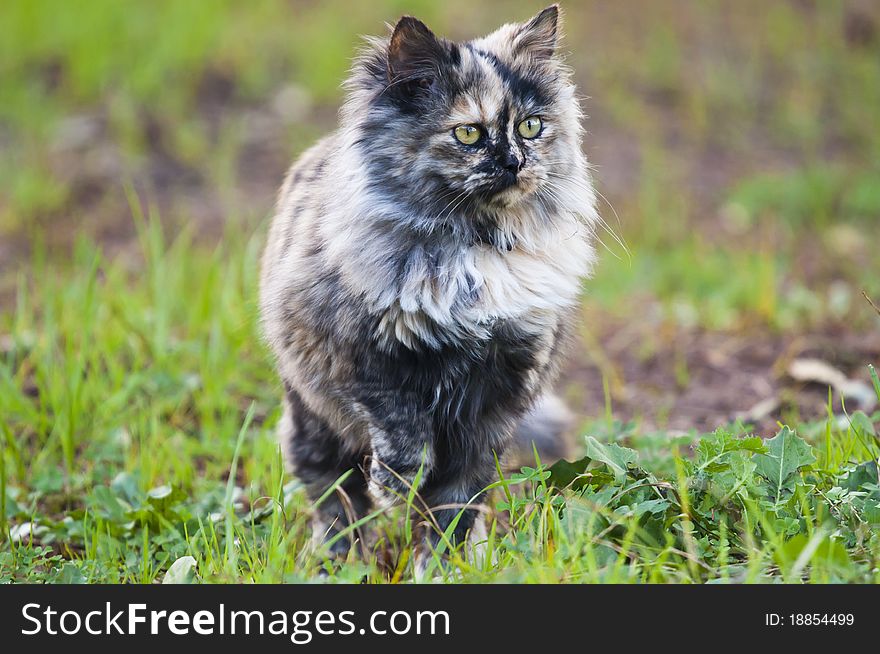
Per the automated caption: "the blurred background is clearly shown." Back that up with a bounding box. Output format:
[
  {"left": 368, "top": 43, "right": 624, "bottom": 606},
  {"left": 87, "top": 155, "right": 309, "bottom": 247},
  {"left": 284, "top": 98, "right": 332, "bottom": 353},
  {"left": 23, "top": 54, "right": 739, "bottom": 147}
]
[{"left": 2, "top": 0, "right": 879, "bottom": 436}]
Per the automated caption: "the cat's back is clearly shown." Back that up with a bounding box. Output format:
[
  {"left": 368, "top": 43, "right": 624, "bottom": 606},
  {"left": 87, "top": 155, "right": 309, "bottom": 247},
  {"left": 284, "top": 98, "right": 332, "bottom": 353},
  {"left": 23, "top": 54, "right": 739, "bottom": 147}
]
[
  {"left": 260, "top": 131, "right": 346, "bottom": 280},
  {"left": 267, "top": 132, "right": 339, "bottom": 248},
  {"left": 259, "top": 132, "right": 344, "bottom": 339}
]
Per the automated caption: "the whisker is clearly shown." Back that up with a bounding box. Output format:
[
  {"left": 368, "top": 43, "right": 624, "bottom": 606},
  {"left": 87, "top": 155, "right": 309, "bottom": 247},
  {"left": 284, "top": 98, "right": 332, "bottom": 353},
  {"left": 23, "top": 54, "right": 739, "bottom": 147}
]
[
  {"left": 593, "top": 188, "right": 631, "bottom": 262},
  {"left": 541, "top": 174, "right": 631, "bottom": 262}
]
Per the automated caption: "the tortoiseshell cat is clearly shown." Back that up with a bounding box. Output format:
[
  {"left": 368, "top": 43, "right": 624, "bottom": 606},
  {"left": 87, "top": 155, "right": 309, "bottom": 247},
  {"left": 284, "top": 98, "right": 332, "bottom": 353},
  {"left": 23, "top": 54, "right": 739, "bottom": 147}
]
[{"left": 260, "top": 5, "right": 597, "bottom": 572}]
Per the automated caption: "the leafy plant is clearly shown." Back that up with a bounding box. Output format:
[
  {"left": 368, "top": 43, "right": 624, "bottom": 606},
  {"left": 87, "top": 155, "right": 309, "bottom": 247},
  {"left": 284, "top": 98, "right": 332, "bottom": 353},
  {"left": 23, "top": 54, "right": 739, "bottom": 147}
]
[{"left": 545, "top": 423, "right": 880, "bottom": 582}]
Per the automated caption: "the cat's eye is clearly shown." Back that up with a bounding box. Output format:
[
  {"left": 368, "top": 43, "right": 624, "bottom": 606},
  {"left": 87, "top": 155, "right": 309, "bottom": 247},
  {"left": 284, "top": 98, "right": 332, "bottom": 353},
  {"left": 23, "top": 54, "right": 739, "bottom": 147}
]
[
  {"left": 454, "top": 124, "right": 482, "bottom": 145},
  {"left": 518, "top": 116, "right": 542, "bottom": 139}
]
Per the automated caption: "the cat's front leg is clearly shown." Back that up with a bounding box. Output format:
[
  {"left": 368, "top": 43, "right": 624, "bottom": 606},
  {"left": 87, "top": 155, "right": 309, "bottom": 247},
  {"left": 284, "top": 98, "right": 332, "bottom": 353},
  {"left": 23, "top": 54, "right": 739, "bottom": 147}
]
[
  {"left": 412, "top": 447, "right": 498, "bottom": 578},
  {"left": 362, "top": 403, "right": 434, "bottom": 508}
]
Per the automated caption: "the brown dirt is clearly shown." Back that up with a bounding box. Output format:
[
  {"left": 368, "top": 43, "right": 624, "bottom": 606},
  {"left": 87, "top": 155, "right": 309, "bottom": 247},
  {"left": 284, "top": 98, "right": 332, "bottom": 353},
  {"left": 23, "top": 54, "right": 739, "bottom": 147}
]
[{"left": 561, "top": 320, "right": 880, "bottom": 436}]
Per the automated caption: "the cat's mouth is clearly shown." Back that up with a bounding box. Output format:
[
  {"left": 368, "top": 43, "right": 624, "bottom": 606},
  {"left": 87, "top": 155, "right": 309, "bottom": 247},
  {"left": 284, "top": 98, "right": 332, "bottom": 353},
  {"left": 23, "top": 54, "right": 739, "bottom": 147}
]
[{"left": 478, "top": 173, "right": 538, "bottom": 208}]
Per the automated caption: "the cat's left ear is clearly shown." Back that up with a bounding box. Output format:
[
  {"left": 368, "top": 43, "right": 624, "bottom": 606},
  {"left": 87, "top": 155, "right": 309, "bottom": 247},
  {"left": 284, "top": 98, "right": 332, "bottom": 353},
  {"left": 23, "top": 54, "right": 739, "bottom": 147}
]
[
  {"left": 387, "top": 16, "right": 445, "bottom": 94},
  {"left": 514, "top": 5, "right": 560, "bottom": 61}
]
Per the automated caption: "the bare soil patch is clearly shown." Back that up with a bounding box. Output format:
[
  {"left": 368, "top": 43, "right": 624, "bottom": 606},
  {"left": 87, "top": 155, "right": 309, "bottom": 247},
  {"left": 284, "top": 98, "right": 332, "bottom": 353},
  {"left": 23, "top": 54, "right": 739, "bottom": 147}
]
[{"left": 562, "top": 321, "right": 880, "bottom": 435}]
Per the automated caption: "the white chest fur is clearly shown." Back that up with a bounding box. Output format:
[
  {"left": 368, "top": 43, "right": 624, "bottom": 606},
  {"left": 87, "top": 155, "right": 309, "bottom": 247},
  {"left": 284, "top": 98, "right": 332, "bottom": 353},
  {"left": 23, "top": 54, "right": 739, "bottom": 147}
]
[{"left": 380, "top": 212, "right": 594, "bottom": 349}]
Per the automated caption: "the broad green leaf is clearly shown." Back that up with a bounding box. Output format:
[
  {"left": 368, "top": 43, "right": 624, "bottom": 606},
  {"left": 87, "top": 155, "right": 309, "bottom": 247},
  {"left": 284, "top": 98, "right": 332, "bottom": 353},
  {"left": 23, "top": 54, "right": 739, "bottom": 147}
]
[
  {"left": 547, "top": 456, "right": 614, "bottom": 490},
  {"left": 57, "top": 563, "right": 86, "bottom": 584},
  {"left": 696, "top": 429, "right": 766, "bottom": 472},
  {"left": 583, "top": 437, "right": 638, "bottom": 483},
  {"left": 842, "top": 461, "right": 879, "bottom": 491},
  {"left": 707, "top": 451, "right": 758, "bottom": 503},
  {"left": 110, "top": 472, "right": 142, "bottom": 504},
  {"left": 88, "top": 486, "right": 131, "bottom": 523},
  {"left": 548, "top": 456, "right": 591, "bottom": 489},
  {"left": 162, "top": 556, "right": 198, "bottom": 584},
  {"left": 146, "top": 484, "right": 187, "bottom": 513},
  {"left": 777, "top": 533, "right": 851, "bottom": 569},
  {"left": 859, "top": 498, "right": 880, "bottom": 524},
  {"left": 621, "top": 498, "right": 670, "bottom": 519},
  {"left": 754, "top": 427, "right": 815, "bottom": 505}
]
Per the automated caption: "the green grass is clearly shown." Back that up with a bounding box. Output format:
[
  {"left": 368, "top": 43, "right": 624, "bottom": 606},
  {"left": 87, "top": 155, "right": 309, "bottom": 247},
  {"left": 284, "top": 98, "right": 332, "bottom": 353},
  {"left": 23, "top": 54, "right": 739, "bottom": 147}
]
[
  {"left": 2, "top": 214, "right": 878, "bottom": 584},
  {"left": 2, "top": 1, "right": 880, "bottom": 583}
]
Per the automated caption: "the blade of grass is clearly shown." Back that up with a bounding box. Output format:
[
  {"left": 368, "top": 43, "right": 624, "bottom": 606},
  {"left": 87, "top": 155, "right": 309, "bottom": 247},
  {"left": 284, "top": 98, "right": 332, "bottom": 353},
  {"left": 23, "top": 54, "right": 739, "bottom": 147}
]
[{"left": 224, "top": 402, "right": 256, "bottom": 575}]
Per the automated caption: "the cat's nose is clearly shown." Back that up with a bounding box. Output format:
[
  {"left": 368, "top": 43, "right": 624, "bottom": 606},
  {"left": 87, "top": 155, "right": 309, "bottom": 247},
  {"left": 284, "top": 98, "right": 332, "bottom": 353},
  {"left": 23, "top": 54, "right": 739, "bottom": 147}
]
[{"left": 499, "top": 152, "right": 522, "bottom": 175}]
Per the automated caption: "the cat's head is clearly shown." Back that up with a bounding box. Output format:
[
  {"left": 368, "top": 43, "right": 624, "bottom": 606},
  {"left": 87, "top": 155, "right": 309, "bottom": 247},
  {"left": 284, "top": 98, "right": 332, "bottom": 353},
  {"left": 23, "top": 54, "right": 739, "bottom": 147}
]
[{"left": 345, "top": 5, "right": 592, "bottom": 236}]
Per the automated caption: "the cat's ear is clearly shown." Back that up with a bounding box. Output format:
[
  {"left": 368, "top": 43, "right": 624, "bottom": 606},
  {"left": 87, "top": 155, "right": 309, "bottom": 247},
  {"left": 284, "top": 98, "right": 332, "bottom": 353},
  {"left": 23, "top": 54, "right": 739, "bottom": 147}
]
[
  {"left": 514, "top": 5, "right": 560, "bottom": 61},
  {"left": 387, "top": 16, "right": 445, "bottom": 93}
]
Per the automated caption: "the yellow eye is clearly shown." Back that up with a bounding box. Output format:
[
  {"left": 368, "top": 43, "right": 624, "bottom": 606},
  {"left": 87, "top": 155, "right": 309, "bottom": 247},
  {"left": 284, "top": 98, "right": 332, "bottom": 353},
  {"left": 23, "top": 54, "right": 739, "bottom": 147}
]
[
  {"left": 518, "top": 116, "right": 542, "bottom": 139},
  {"left": 454, "top": 124, "right": 482, "bottom": 145}
]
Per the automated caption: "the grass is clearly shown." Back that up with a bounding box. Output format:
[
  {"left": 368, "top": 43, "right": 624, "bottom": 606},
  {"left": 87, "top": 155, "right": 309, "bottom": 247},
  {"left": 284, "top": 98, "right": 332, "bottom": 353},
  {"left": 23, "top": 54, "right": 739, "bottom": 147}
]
[
  {"left": 1, "top": 213, "right": 878, "bottom": 584},
  {"left": 1, "top": 1, "right": 880, "bottom": 583}
]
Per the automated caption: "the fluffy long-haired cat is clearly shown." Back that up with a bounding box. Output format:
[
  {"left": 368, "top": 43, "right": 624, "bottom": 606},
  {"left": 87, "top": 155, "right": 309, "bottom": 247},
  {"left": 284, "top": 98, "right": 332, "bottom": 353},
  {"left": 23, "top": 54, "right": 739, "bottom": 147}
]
[{"left": 260, "top": 5, "right": 597, "bottom": 567}]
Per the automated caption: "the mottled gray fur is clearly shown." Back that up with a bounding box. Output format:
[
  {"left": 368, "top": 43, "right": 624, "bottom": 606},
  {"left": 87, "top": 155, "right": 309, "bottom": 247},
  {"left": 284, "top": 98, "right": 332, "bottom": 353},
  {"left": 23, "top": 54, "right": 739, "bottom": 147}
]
[{"left": 259, "top": 5, "right": 597, "bottom": 564}]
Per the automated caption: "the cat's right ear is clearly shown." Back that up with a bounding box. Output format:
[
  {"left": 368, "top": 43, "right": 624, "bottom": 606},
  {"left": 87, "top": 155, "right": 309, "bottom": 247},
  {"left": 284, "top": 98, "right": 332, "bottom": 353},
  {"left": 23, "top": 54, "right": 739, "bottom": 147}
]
[
  {"left": 514, "top": 5, "right": 560, "bottom": 62},
  {"left": 386, "top": 16, "right": 445, "bottom": 102}
]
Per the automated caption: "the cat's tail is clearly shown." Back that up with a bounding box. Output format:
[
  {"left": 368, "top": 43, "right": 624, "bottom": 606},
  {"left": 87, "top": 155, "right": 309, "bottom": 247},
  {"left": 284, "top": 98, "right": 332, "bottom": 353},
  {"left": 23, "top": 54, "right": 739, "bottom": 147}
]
[{"left": 507, "top": 392, "right": 576, "bottom": 468}]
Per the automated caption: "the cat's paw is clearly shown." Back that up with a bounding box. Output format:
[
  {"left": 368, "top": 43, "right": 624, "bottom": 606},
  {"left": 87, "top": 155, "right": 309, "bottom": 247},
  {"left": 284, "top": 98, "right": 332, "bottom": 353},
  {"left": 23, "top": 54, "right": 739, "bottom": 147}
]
[{"left": 366, "top": 457, "right": 409, "bottom": 508}]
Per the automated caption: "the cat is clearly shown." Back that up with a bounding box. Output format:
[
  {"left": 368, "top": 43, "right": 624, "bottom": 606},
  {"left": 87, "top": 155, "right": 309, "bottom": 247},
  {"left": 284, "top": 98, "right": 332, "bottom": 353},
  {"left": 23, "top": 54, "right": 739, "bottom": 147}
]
[{"left": 259, "top": 5, "right": 597, "bottom": 570}]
